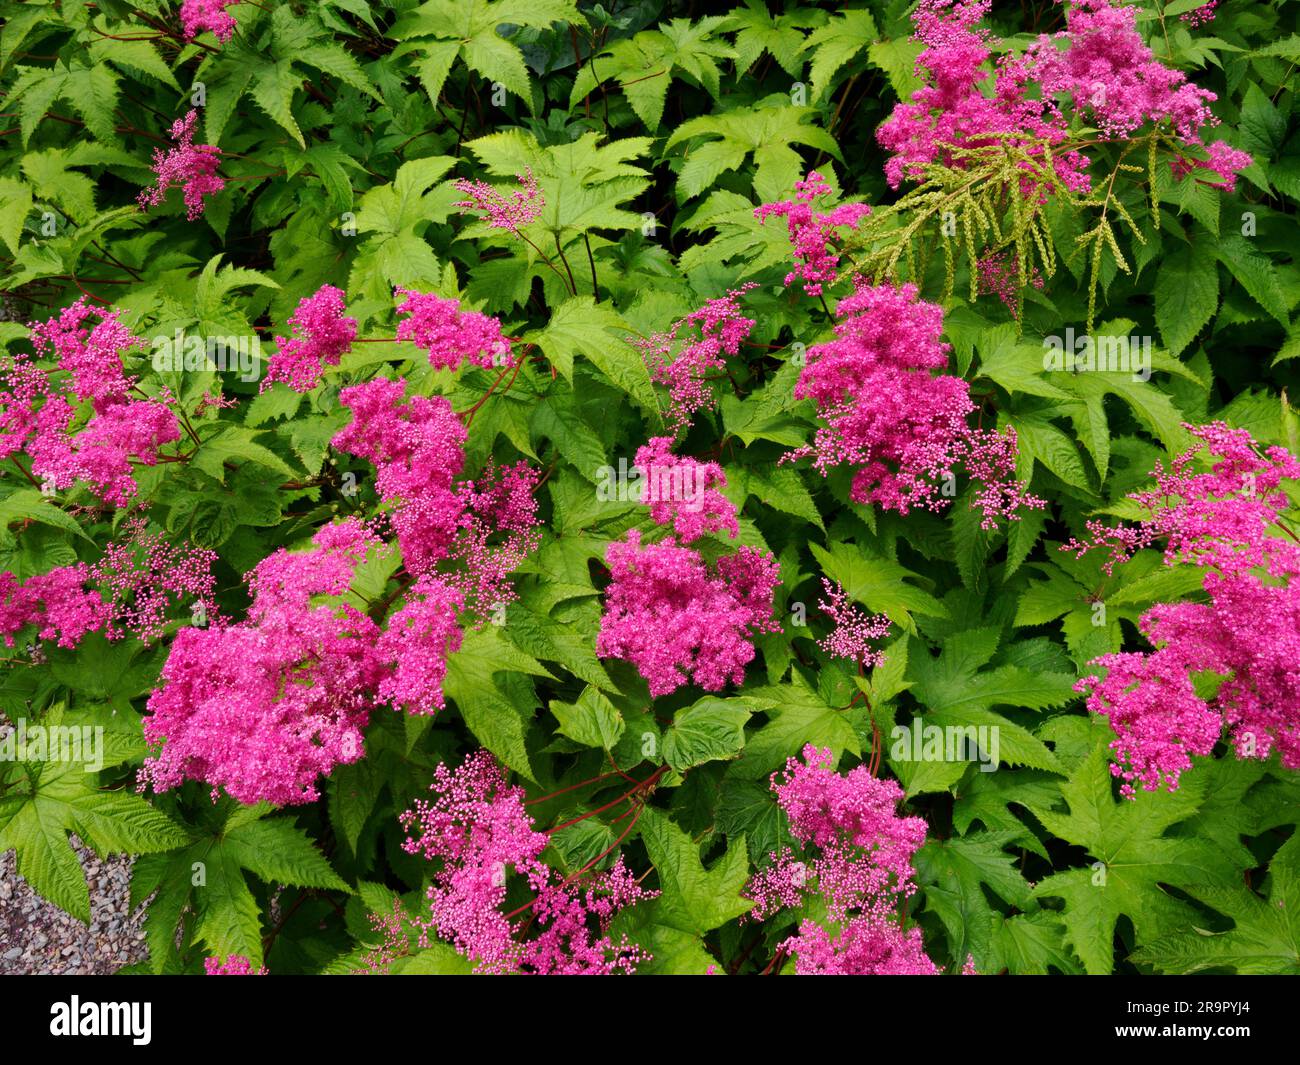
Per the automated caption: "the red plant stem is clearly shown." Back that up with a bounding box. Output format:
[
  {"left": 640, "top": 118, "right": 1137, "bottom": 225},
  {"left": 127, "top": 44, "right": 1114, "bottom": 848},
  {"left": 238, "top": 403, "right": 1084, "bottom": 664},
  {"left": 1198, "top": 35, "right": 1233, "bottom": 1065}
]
[{"left": 523, "top": 769, "right": 626, "bottom": 805}]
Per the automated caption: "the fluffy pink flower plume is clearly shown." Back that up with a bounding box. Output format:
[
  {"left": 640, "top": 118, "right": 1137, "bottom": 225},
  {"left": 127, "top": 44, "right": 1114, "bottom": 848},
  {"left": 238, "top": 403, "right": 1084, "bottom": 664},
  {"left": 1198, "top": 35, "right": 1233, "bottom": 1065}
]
[
  {"left": 1027, "top": 0, "right": 1214, "bottom": 141},
  {"left": 817, "top": 579, "right": 890, "bottom": 668},
  {"left": 878, "top": 0, "right": 1249, "bottom": 198},
  {"left": 754, "top": 171, "right": 872, "bottom": 295},
  {"left": 453, "top": 169, "right": 543, "bottom": 235},
  {"left": 332, "top": 377, "right": 540, "bottom": 613},
  {"left": 638, "top": 286, "right": 757, "bottom": 433},
  {"left": 744, "top": 745, "right": 941, "bottom": 975},
  {"left": 598, "top": 530, "right": 780, "bottom": 697},
  {"left": 204, "top": 955, "right": 266, "bottom": 975},
  {"left": 1067, "top": 423, "right": 1300, "bottom": 795},
  {"left": 28, "top": 298, "right": 141, "bottom": 410},
  {"left": 0, "top": 518, "right": 217, "bottom": 650},
  {"left": 1065, "top": 421, "right": 1300, "bottom": 578},
  {"left": 263, "top": 285, "right": 358, "bottom": 393},
  {"left": 7, "top": 301, "right": 180, "bottom": 506},
  {"left": 876, "top": 0, "right": 1090, "bottom": 196},
  {"left": 395, "top": 289, "right": 513, "bottom": 372},
  {"left": 31, "top": 397, "right": 180, "bottom": 507},
  {"left": 633, "top": 435, "right": 738, "bottom": 543},
  {"left": 376, "top": 575, "right": 464, "bottom": 715},
  {"left": 0, "top": 564, "right": 109, "bottom": 649},
  {"left": 1026, "top": 0, "right": 1249, "bottom": 187},
  {"left": 180, "top": 0, "right": 238, "bottom": 43},
  {"left": 399, "top": 750, "right": 656, "bottom": 974},
  {"left": 1179, "top": 1, "right": 1217, "bottom": 27},
  {"left": 789, "top": 280, "right": 1042, "bottom": 528},
  {"left": 138, "top": 110, "right": 225, "bottom": 220},
  {"left": 140, "top": 519, "right": 387, "bottom": 805}
]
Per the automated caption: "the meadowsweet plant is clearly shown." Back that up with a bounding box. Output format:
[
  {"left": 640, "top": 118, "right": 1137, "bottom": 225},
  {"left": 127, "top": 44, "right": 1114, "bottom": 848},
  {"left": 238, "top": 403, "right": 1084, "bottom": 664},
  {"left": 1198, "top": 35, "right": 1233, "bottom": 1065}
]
[{"left": 0, "top": 0, "right": 1297, "bottom": 983}]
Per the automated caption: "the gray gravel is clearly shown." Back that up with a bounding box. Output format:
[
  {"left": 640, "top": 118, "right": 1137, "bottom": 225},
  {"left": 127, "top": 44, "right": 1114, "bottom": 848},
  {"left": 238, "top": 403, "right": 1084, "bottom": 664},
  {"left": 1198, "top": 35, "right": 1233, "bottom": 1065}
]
[{"left": 0, "top": 839, "right": 148, "bottom": 974}]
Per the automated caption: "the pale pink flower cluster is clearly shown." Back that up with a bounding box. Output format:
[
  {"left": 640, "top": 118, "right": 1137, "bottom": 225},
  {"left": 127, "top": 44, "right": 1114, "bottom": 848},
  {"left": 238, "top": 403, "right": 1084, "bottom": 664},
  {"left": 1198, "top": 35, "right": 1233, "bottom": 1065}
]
[
  {"left": 745, "top": 745, "right": 940, "bottom": 975},
  {"left": 633, "top": 435, "right": 738, "bottom": 543},
  {"left": 394, "top": 289, "right": 513, "bottom": 372},
  {"left": 332, "top": 377, "right": 540, "bottom": 613},
  {"left": 817, "top": 579, "right": 890, "bottom": 668},
  {"left": 638, "top": 286, "right": 756, "bottom": 433},
  {"left": 399, "top": 750, "right": 655, "bottom": 974},
  {"left": 1068, "top": 423, "right": 1300, "bottom": 795},
  {"left": 453, "top": 169, "right": 543, "bottom": 235},
  {"left": 180, "top": 0, "right": 238, "bottom": 43},
  {"left": 90, "top": 517, "right": 220, "bottom": 643},
  {"left": 203, "top": 955, "right": 266, "bottom": 975},
  {"left": 7, "top": 301, "right": 180, "bottom": 506},
  {"left": 789, "top": 280, "right": 1042, "bottom": 527},
  {"left": 0, "top": 564, "right": 109, "bottom": 649},
  {"left": 753, "top": 172, "right": 871, "bottom": 295},
  {"left": 138, "top": 110, "right": 225, "bottom": 220},
  {"left": 1179, "top": 1, "right": 1217, "bottom": 27},
  {"left": 262, "top": 285, "right": 358, "bottom": 393},
  {"left": 976, "top": 249, "right": 1044, "bottom": 318}
]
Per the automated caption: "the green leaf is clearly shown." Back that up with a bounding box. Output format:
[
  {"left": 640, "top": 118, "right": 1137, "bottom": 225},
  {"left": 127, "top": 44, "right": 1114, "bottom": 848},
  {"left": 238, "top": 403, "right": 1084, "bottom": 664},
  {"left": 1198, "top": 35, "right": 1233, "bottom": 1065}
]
[
  {"left": 1155, "top": 235, "right": 1218, "bottom": 357},
  {"left": 1027, "top": 740, "right": 1242, "bottom": 975},
  {"left": 662, "top": 697, "right": 753, "bottom": 772},
  {"left": 638, "top": 808, "right": 753, "bottom": 934},
  {"left": 550, "top": 686, "right": 625, "bottom": 750}
]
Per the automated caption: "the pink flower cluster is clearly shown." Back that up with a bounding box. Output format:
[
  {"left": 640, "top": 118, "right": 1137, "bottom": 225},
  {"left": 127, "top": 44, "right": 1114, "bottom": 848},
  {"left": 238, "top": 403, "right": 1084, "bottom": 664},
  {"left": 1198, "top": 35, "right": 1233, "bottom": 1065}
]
[
  {"left": 203, "top": 955, "right": 266, "bottom": 975},
  {"left": 399, "top": 750, "right": 655, "bottom": 974},
  {"left": 976, "top": 249, "right": 1044, "bottom": 318},
  {"left": 0, "top": 564, "right": 109, "bottom": 649},
  {"left": 332, "top": 377, "right": 539, "bottom": 613},
  {"left": 453, "top": 169, "right": 544, "bottom": 235},
  {"left": 1026, "top": 0, "right": 1249, "bottom": 190},
  {"left": 599, "top": 437, "right": 779, "bottom": 697},
  {"left": 598, "top": 534, "right": 780, "bottom": 698},
  {"left": 876, "top": 0, "right": 1090, "bottom": 195},
  {"left": 638, "top": 286, "right": 756, "bottom": 433},
  {"left": 878, "top": 0, "right": 1250, "bottom": 198},
  {"left": 263, "top": 285, "right": 358, "bottom": 393},
  {"left": 1, "top": 518, "right": 217, "bottom": 650},
  {"left": 816, "top": 579, "right": 890, "bottom": 669},
  {"left": 1179, "top": 1, "right": 1217, "bottom": 27},
  {"left": 90, "top": 517, "right": 220, "bottom": 643},
  {"left": 633, "top": 435, "right": 738, "bottom": 543},
  {"left": 745, "top": 745, "right": 940, "bottom": 975},
  {"left": 394, "top": 289, "right": 513, "bottom": 372},
  {"left": 138, "top": 110, "right": 225, "bottom": 220},
  {"left": 1068, "top": 423, "right": 1300, "bottom": 795},
  {"left": 789, "top": 280, "right": 1041, "bottom": 527},
  {"left": 1028, "top": 0, "right": 1213, "bottom": 141},
  {"left": 754, "top": 172, "right": 871, "bottom": 295},
  {"left": 5, "top": 300, "right": 180, "bottom": 507},
  {"left": 180, "top": 0, "right": 238, "bottom": 43},
  {"left": 140, "top": 520, "right": 386, "bottom": 805}
]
